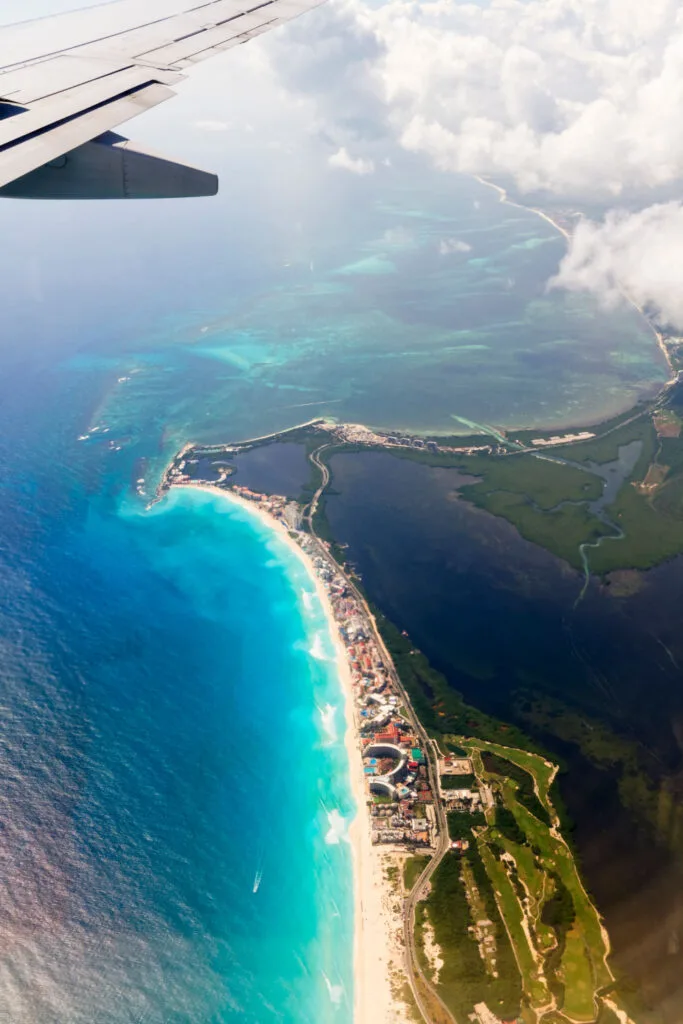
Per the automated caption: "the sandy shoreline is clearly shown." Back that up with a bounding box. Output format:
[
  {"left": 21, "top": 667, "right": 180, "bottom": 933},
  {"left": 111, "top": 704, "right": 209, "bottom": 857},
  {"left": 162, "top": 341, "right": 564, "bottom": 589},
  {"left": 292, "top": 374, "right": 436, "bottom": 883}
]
[{"left": 167, "top": 483, "right": 402, "bottom": 1024}]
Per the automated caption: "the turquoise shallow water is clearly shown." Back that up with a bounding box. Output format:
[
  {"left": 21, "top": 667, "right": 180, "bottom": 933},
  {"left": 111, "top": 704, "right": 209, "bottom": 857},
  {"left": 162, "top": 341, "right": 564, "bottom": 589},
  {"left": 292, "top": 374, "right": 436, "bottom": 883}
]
[
  {"left": 59, "top": 166, "right": 667, "bottom": 456},
  {"left": 0, "top": 366, "right": 355, "bottom": 1023}
]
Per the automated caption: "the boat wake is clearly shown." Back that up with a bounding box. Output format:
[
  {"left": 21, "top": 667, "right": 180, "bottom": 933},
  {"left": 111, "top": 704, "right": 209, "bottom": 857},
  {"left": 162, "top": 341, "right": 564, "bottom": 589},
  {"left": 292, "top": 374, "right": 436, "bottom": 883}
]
[{"left": 253, "top": 844, "right": 266, "bottom": 893}]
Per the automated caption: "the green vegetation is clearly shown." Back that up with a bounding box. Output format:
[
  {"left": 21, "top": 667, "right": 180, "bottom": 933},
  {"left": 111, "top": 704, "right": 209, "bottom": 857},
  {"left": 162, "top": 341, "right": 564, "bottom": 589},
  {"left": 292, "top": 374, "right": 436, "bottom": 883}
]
[
  {"left": 494, "top": 805, "right": 527, "bottom": 846},
  {"left": 373, "top": 610, "right": 541, "bottom": 752},
  {"left": 471, "top": 489, "right": 610, "bottom": 569},
  {"left": 591, "top": 471, "right": 683, "bottom": 572},
  {"left": 439, "top": 736, "right": 619, "bottom": 1019},
  {"left": 447, "top": 809, "right": 486, "bottom": 840},
  {"left": 397, "top": 982, "right": 422, "bottom": 1023},
  {"left": 554, "top": 410, "right": 652, "bottom": 464},
  {"left": 511, "top": 405, "right": 647, "bottom": 451},
  {"left": 362, "top": 605, "right": 625, "bottom": 1016},
  {"left": 482, "top": 396, "right": 683, "bottom": 573},
  {"left": 460, "top": 451, "right": 602, "bottom": 508},
  {"left": 481, "top": 750, "right": 552, "bottom": 826},
  {"left": 404, "top": 855, "right": 430, "bottom": 892},
  {"left": 371, "top": 381, "right": 683, "bottom": 573},
  {"left": 521, "top": 695, "right": 683, "bottom": 864},
  {"left": 559, "top": 927, "right": 597, "bottom": 1021},
  {"left": 373, "top": 438, "right": 603, "bottom": 571},
  {"left": 542, "top": 871, "right": 575, "bottom": 934},
  {"left": 369, "top": 613, "right": 625, "bottom": 1015},
  {"left": 428, "top": 848, "right": 522, "bottom": 1021},
  {"left": 469, "top": 739, "right": 557, "bottom": 818},
  {"left": 479, "top": 843, "right": 549, "bottom": 1008},
  {"left": 440, "top": 773, "right": 476, "bottom": 789}
]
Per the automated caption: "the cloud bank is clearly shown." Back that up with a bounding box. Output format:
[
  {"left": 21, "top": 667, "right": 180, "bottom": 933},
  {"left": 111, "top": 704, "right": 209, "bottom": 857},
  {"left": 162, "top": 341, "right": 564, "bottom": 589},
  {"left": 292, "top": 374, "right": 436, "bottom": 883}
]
[
  {"left": 277, "top": 0, "right": 683, "bottom": 200},
  {"left": 270, "top": 0, "right": 683, "bottom": 326},
  {"left": 551, "top": 203, "right": 683, "bottom": 328},
  {"left": 328, "top": 146, "right": 375, "bottom": 175}
]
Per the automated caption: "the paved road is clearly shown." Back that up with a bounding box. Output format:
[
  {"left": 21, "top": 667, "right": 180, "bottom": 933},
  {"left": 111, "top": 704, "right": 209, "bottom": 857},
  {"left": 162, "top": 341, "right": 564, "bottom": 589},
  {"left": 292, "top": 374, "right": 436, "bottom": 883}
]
[
  {"left": 306, "top": 443, "right": 331, "bottom": 530},
  {"left": 306, "top": 445, "right": 458, "bottom": 1024}
]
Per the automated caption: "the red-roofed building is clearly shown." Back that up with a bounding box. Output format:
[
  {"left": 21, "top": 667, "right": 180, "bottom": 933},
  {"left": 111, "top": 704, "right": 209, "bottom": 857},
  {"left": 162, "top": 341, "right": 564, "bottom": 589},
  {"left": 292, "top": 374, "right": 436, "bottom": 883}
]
[{"left": 374, "top": 724, "right": 401, "bottom": 745}]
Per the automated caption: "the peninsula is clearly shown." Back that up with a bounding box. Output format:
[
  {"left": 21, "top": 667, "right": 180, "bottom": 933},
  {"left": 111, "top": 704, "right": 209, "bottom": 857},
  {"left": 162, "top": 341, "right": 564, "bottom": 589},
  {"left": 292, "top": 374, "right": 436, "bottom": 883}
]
[{"left": 157, "top": 441, "right": 637, "bottom": 1024}]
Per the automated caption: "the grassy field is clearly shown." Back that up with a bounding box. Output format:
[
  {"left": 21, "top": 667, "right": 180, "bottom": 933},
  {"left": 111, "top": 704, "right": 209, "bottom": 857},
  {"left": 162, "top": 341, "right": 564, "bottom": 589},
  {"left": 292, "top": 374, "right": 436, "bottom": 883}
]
[
  {"left": 479, "top": 843, "right": 550, "bottom": 1009},
  {"left": 559, "top": 926, "right": 597, "bottom": 1021},
  {"left": 404, "top": 855, "right": 431, "bottom": 892},
  {"left": 441, "top": 773, "right": 477, "bottom": 789},
  {"left": 462, "top": 738, "right": 558, "bottom": 818},
  {"left": 480, "top": 749, "right": 553, "bottom": 826},
  {"left": 503, "top": 792, "right": 612, "bottom": 991},
  {"left": 502, "top": 839, "right": 557, "bottom": 952}
]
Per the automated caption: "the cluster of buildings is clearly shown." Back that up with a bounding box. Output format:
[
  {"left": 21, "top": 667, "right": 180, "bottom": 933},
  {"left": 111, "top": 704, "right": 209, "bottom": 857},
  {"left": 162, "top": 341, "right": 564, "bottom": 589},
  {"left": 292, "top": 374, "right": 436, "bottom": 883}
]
[
  {"left": 162, "top": 455, "right": 304, "bottom": 531},
  {"left": 229, "top": 485, "right": 303, "bottom": 531},
  {"left": 298, "top": 537, "right": 438, "bottom": 849},
  {"left": 528, "top": 430, "right": 595, "bottom": 447},
  {"left": 161, "top": 456, "right": 439, "bottom": 850},
  {"left": 321, "top": 420, "right": 504, "bottom": 457}
]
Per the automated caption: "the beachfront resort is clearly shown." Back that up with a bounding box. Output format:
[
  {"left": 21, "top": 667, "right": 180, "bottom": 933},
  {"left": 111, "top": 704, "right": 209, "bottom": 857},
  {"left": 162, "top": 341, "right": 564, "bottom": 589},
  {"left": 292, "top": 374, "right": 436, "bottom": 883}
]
[{"left": 164, "top": 463, "right": 441, "bottom": 849}]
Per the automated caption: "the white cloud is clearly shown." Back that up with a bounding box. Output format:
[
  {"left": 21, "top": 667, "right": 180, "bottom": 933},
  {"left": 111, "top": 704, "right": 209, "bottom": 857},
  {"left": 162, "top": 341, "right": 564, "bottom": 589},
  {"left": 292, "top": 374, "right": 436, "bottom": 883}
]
[
  {"left": 271, "top": 0, "right": 683, "bottom": 202},
  {"left": 550, "top": 203, "right": 683, "bottom": 328},
  {"left": 439, "top": 238, "right": 472, "bottom": 255},
  {"left": 267, "top": 0, "right": 683, "bottom": 320},
  {"left": 328, "top": 146, "right": 375, "bottom": 175}
]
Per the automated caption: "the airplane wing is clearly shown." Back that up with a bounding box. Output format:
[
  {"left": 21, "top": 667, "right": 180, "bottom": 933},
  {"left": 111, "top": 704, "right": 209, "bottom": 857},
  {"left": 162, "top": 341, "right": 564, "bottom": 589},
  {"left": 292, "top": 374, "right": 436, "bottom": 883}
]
[{"left": 0, "top": 0, "right": 324, "bottom": 199}]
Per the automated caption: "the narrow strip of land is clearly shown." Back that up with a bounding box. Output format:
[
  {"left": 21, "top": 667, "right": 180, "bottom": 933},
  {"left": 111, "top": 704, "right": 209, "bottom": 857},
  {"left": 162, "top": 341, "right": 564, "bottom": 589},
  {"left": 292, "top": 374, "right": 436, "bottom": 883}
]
[{"left": 159, "top": 434, "right": 640, "bottom": 1024}]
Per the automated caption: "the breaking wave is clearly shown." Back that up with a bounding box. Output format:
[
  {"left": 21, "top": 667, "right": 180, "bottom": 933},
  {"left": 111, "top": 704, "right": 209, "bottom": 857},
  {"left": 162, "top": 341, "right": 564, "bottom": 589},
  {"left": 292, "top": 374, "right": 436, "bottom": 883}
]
[{"left": 325, "top": 809, "right": 349, "bottom": 846}]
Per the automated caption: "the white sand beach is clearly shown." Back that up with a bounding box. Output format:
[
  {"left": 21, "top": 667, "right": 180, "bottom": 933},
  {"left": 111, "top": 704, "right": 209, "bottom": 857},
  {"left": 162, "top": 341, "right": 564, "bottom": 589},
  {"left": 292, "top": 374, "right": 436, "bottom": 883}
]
[{"left": 171, "top": 484, "right": 407, "bottom": 1024}]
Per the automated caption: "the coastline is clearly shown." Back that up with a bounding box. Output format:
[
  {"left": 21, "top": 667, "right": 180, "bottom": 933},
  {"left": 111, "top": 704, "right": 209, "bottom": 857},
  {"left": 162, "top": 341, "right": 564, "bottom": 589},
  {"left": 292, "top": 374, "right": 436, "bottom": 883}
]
[
  {"left": 168, "top": 483, "right": 401, "bottom": 1024},
  {"left": 473, "top": 173, "right": 676, "bottom": 378}
]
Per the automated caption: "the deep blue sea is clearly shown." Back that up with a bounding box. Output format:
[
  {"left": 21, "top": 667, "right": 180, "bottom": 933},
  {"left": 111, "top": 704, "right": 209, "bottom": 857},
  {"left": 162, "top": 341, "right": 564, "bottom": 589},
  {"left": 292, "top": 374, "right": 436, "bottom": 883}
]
[{"left": 0, "top": 359, "right": 354, "bottom": 1022}]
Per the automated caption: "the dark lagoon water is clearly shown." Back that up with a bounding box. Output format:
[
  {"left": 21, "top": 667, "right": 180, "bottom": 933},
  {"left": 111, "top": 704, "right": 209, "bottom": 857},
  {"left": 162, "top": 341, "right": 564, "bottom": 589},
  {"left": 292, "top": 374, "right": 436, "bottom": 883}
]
[
  {"left": 323, "top": 450, "right": 683, "bottom": 1022},
  {"left": 229, "top": 443, "right": 312, "bottom": 499}
]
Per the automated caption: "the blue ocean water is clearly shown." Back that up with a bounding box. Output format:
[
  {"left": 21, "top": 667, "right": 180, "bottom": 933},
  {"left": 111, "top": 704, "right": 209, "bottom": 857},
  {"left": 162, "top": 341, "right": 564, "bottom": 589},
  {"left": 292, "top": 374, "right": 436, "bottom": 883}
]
[{"left": 0, "top": 359, "right": 354, "bottom": 1022}]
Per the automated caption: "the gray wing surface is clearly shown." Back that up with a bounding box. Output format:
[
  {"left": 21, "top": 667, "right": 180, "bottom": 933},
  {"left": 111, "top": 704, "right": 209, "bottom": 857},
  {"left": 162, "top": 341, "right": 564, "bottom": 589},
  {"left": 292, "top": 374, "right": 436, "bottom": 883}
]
[{"left": 0, "top": 0, "right": 324, "bottom": 198}]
